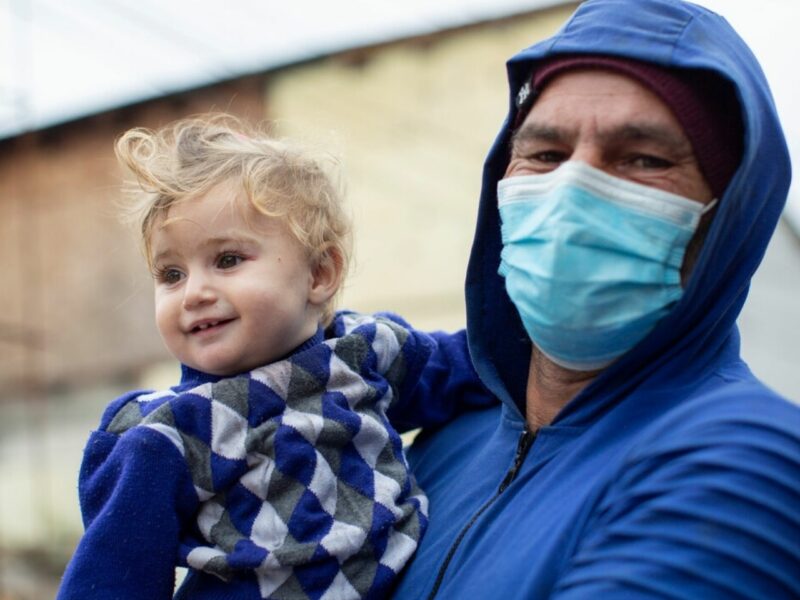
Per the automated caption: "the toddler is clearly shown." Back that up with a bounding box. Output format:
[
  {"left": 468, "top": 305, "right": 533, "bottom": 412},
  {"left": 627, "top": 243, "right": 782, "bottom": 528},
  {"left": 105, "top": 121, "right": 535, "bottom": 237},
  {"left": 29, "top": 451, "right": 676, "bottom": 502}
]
[{"left": 57, "top": 115, "right": 484, "bottom": 599}]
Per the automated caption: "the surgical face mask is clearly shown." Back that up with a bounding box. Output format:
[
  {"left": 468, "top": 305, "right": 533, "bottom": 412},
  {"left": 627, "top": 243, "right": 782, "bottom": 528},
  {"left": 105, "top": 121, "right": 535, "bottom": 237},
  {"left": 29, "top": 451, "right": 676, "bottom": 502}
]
[{"left": 498, "top": 161, "right": 716, "bottom": 371}]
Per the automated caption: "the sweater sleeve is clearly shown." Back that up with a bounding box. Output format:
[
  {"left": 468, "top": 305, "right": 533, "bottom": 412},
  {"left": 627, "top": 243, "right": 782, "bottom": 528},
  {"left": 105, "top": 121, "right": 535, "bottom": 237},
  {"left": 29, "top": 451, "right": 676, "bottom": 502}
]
[
  {"left": 551, "top": 409, "right": 800, "bottom": 599},
  {"left": 57, "top": 405, "right": 200, "bottom": 599},
  {"left": 371, "top": 313, "right": 495, "bottom": 432}
]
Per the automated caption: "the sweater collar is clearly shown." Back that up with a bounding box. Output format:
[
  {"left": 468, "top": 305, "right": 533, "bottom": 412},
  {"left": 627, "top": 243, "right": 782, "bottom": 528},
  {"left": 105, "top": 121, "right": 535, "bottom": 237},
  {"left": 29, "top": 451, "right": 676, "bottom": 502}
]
[{"left": 174, "top": 327, "right": 324, "bottom": 390}]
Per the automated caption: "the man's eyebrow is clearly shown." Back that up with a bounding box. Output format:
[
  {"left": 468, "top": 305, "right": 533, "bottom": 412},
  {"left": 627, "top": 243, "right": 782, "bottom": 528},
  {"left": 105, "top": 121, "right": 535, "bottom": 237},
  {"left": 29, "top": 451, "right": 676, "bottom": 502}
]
[
  {"left": 599, "top": 123, "right": 691, "bottom": 152},
  {"left": 511, "top": 123, "right": 570, "bottom": 146},
  {"left": 510, "top": 121, "right": 692, "bottom": 154}
]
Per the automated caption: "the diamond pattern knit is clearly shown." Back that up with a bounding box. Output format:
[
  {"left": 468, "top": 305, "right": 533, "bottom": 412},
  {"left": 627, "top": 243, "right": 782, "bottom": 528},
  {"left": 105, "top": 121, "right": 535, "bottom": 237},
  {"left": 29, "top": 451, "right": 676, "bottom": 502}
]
[{"left": 101, "top": 312, "right": 429, "bottom": 599}]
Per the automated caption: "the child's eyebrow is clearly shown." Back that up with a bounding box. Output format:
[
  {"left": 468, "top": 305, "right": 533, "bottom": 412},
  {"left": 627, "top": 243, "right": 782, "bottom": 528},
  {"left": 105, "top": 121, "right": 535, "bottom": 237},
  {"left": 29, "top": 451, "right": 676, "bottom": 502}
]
[
  {"left": 202, "top": 232, "right": 261, "bottom": 247},
  {"left": 150, "top": 248, "right": 177, "bottom": 266},
  {"left": 150, "top": 232, "right": 261, "bottom": 265}
]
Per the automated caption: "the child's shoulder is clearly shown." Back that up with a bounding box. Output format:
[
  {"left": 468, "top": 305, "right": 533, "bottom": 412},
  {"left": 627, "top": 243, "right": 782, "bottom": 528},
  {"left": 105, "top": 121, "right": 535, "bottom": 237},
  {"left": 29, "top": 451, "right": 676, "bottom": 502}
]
[
  {"left": 327, "top": 309, "right": 416, "bottom": 338},
  {"left": 98, "top": 387, "right": 179, "bottom": 434},
  {"left": 325, "top": 310, "right": 437, "bottom": 381}
]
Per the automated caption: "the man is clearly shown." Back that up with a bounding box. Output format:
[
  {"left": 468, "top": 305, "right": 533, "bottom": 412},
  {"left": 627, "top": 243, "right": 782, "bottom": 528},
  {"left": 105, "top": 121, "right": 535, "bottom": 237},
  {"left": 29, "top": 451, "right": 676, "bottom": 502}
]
[{"left": 391, "top": 0, "right": 800, "bottom": 597}]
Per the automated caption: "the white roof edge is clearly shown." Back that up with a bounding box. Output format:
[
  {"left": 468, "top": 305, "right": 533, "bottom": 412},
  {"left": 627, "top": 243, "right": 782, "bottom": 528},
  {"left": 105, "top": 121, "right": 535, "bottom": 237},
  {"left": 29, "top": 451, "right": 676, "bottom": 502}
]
[{"left": 0, "top": 0, "right": 572, "bottom": 140}]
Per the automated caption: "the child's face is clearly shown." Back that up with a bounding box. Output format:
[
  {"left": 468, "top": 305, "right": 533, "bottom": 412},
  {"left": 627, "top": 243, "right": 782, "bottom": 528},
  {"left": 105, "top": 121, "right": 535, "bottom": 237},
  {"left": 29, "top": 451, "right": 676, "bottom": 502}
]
[{"left": 149, "top": 182, "right": 322, "bottom": 376}]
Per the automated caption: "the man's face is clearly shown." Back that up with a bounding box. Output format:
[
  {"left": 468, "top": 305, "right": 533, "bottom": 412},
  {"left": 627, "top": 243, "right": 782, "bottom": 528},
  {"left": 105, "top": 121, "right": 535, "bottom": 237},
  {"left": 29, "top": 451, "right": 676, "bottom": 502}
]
[{"left": 506, "top": 69, "right": 714, "bottom": 204}]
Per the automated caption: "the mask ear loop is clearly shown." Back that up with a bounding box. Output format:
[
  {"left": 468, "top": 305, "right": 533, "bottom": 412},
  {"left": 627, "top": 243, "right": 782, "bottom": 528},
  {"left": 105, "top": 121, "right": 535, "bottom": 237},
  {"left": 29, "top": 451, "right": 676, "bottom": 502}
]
[{"left": 701, "top": 198, "right": 719, "bottom": 215}]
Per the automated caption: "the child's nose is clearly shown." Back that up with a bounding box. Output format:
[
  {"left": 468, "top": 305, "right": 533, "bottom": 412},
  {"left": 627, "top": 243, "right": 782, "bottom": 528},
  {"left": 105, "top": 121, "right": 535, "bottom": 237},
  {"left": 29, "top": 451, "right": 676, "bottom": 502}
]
[{"left": 182, "top": 273, "right": 216, "bottom": 309}]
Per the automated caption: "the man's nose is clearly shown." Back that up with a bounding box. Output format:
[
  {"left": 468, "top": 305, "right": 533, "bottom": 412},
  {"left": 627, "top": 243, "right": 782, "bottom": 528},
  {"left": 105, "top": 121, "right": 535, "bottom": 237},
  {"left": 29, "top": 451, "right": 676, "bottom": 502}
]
[
  {"left": 182, "top": 272, "right": 216, "bottom": 309},
  {"left": 568, "top": 143, "right": 604, "bottom": 171}
]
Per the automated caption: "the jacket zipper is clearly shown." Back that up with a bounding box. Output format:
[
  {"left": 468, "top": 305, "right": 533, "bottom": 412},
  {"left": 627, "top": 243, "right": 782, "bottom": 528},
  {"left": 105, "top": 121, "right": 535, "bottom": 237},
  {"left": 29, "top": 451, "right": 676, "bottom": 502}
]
[{"left": 425, "top": 429, "right": 536, "bottom": 600}]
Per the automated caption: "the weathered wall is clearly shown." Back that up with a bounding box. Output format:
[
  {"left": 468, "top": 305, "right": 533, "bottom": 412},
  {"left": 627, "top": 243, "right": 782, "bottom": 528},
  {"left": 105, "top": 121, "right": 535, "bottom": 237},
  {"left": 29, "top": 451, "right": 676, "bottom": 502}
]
[
  {"left": 0, "top": 7, "right": 574, "bottom": 397},
  {"left": 0, "top": 78, "right": 267, "bottom": 395},
  {"left": 0, "top": 7, "right": 571, "bottom": 397},
  {"left": 267, "top": 8, "right": 574, "bottom": 332},
  {"left": 0, "top": 7, "right": 576, "bottom": 558}
]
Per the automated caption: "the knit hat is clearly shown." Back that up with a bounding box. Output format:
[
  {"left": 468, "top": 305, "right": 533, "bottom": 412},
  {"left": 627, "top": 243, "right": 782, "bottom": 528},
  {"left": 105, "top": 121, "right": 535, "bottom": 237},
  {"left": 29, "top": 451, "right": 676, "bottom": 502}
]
[{"left": 516, "top": 55, "right": 743, "bottom": 198}]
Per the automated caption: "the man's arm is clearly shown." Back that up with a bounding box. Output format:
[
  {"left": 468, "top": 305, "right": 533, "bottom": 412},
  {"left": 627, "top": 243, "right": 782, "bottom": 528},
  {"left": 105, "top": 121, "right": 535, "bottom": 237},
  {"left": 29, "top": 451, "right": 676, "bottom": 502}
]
[{"left": 551, "top": 410, "right": 800, "bottom": 599}]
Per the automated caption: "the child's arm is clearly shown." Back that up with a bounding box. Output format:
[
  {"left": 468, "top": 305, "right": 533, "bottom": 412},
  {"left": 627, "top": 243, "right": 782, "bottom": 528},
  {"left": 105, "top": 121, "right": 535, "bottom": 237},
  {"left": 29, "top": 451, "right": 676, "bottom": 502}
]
[
  {"left": 330, "top": 311, "right": 496, "bottom": 432},
  {"left": 389, "top": 326, "right": 496, "bottom": 432},
  {"left": 57, "top": 392, "right": 200, "bottom": 600}
]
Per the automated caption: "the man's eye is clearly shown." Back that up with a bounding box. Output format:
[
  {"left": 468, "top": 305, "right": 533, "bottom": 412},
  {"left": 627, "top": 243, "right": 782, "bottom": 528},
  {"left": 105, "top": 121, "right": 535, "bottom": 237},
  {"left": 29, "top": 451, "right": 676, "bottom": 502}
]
[
  {"left": 217, "top": 253, "right": 244, "bottom": 269},
  {"left": 631, "top": 155, "right": 673, "bottom": 169},
  {"left": 531, "top": 150, "right": 567, "bottom": 164},
  {"left": 513, "top": 146, "right": 566, "bottom": 164}
]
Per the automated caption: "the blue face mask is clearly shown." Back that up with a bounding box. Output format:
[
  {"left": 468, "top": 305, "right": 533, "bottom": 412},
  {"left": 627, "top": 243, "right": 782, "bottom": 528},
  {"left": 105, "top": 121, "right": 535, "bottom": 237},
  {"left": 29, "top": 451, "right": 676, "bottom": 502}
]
[{"left": 498, "top": 161, "right": 715, "bottom": 371}]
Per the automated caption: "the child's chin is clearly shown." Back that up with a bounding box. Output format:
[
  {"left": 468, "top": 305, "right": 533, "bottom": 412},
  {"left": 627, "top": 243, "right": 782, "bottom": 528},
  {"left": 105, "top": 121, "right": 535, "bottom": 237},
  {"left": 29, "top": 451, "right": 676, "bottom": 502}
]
[{"left": 188, "top": 357, "right": 244, "bottom": 377}]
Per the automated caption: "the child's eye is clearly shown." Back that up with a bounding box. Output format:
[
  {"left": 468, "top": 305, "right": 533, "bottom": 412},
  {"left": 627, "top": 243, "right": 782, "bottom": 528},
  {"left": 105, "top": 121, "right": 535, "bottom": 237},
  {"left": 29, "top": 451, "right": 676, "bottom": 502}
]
[
  {"left": 154, "top": 267, "right": 184, "bottom": 285},
  {"left": 217, "top": 253, "right": 244, "bottom": 269}
]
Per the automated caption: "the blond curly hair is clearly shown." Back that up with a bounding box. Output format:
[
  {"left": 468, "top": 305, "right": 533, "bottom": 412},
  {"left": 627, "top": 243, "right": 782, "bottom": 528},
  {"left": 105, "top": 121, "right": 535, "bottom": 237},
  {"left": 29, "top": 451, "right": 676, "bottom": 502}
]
[{"left": 115, "top": 114, "right": 351, "bottom": 323}]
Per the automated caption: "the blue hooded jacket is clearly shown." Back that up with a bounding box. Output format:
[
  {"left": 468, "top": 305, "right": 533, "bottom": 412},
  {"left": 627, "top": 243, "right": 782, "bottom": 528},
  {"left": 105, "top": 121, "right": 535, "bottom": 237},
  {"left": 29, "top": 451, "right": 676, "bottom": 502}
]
[{"left": 392, "top": 1, "right": 800, "bottom": 598}]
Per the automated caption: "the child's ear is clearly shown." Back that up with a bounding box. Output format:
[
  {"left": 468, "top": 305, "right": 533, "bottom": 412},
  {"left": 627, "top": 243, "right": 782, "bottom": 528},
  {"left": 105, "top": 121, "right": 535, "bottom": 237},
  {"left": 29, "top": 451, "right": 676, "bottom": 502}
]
[{"left": 308, "top": 247, "right": 343, "bottom": 306}]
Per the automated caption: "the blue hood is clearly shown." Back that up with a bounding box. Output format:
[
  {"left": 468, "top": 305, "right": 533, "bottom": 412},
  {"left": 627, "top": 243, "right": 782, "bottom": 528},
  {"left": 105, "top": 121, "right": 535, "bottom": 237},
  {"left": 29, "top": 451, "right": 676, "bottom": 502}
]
[{"left": 466, "top": 0, "right": 792, "bottom": 421}]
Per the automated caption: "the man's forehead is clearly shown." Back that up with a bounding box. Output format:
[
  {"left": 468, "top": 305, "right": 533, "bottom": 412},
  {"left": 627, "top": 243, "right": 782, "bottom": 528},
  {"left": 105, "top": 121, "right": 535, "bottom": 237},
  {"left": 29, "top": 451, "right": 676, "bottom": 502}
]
[
  {"left": 515, "top": 57, "right": 743, "bottom": 197},
  {"left": 513, "top": 120, "right": 691, "bottom": 151},
  {"left": 516, "top": 70, "right": 691, "bottom": 148},
  {"left": 531, "top": 68, "right": 669, "bottom": 109}
]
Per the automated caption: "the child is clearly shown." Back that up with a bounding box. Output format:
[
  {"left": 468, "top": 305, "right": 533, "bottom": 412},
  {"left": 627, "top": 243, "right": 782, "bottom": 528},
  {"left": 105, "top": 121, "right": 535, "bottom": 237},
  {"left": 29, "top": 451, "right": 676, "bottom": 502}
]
[{"left": 57, "top": 115, "right": 486, "bottom": 599}]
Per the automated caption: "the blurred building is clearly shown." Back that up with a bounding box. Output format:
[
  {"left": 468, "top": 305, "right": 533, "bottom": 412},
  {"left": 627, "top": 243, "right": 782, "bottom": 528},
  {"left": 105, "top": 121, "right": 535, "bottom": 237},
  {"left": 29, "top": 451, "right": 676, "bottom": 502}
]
[
  {"left": 3, "top": 5, "right": 579, "bottom": 585},
  {"left": 0, "top": 0, "right": 797, "bottom": 401},
  {"left": 0, "top": 80, "right": 267, "bottom": 395},
  {"left": 0, "top": 2, "right": 577, "bottom": 397}
]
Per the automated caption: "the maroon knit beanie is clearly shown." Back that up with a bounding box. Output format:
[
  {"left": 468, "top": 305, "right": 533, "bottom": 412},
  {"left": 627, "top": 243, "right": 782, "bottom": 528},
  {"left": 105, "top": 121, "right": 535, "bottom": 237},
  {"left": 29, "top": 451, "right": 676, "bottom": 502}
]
[{"left": 517, "top": 55, "right": 743, "bottom": 198}]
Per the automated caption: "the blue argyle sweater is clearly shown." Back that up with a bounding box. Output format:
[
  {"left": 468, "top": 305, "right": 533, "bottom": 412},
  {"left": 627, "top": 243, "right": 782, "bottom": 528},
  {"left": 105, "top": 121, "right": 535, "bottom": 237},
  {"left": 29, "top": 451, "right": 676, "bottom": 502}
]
[{"left": 59, "top": 312, "right": 486, "bottom": 600}]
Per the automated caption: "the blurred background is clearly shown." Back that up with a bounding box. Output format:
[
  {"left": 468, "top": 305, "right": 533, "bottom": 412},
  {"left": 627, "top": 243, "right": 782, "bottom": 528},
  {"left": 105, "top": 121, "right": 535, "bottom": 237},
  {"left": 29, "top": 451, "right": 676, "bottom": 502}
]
[{"left": 1, "top": 0, "right": 798, "bottom": 597}]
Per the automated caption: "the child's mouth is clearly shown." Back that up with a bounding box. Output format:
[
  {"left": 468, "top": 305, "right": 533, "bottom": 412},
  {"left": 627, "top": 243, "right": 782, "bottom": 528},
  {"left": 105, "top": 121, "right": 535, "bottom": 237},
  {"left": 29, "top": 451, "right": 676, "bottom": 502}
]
[{"left": 190, "top": 319, "right": 234, "bottom": 334}]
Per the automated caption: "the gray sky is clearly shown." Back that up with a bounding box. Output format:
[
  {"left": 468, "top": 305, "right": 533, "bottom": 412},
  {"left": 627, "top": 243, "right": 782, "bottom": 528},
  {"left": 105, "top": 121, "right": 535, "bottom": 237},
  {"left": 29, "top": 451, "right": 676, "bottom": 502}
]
[{"left": 698, "top": 0, "right": 800, "bottom": 227}]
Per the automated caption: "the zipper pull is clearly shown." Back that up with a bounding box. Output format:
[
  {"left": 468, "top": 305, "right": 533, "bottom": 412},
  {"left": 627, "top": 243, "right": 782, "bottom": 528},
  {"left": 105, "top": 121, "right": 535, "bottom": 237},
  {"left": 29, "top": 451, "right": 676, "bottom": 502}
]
[{"left": 498, "top": 430, "right": 535, "bottom": 493}]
